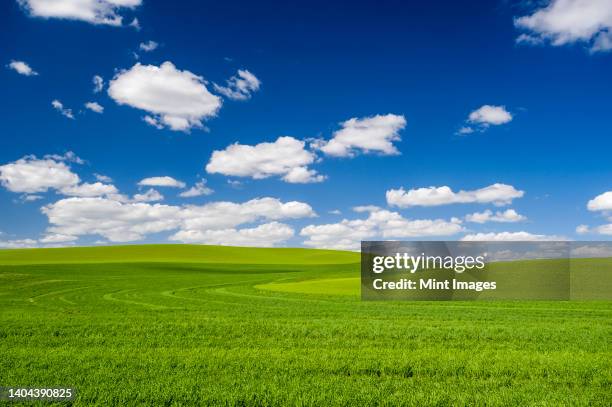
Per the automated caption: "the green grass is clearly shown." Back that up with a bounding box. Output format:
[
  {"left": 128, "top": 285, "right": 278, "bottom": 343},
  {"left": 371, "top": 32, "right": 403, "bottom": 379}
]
[{"left": 0, "top": 245, "right": 611, "bottom": 406}]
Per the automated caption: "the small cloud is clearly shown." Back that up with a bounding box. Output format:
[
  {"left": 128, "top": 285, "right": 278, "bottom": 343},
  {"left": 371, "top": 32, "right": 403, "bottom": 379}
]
[
  {"left": 129, "top": 17, "right": 141, "bottom": 30},
  {"left": 51, "top": 100, "right": 74, "bottom": 119},
  {"left": 576, "top": 224, "right": 590, "bottom": 235},
  {"left": 179, "top": 180, "right": 214, "bottom": 197},
  {"left": 329, "top": 209, "right": 341, "bottom": 215},
  {"left": 138, "top": 176, "right": 186, "bottom": 188},
  {"left": 139, "top": 40, "right": 158, "bottom": 52},
  {"left": 93, "top": 75, "right": 104, "bottom": 93},
  {"left": 7, "top": 60, "right": 38, "bottom": 76},
  {"left": 456, "top": 126, "right": 474, "bottom": 135},
  {"left": 468, "top": 105, "right": 512, "bottom": 126},
  {"left": 94, "top": 173, "right": 112, "bottom": 183},
  {"left": 85, "top": 102, "right": 104, "bottom": 113},
  {"left": 214, "top": 69, "right": 261, "bottom": 101},
  {"left": 133, "top": 188, "right": 164, "bottom": 202}
]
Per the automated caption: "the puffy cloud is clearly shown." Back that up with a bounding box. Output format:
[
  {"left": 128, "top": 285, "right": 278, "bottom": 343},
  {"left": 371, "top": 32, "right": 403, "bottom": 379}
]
[
  {"left": 179, "top": 180, "right": 213, "bottom": 197},
  {"left": 0, "top": 155, "right": 80, "bottom": 193},
  {"left": 139, "top": 40, "right": 158, "bottom": 52},
  {"left": 132, "top": 188, "right": 164, "bottom": 202},
  {"left": 206, "top": 136, "right": 325, "bottom": 183},
  {"left": 42, "top": 197, "right": 182, "bottom": 242},
  {"left": 468, "top": 105, "right": 512, "bottom": 126},
  {"left": 51, "top": 99, "right": 74, "bottom": 119},
  {"left": 465, "top": 209, "right": 527, "bottom": 223},
  {"left": 60, "top": 182, "right": 118, "bottom": 197},
  {"left": 587, "top": 191, "right": 612, "bottom": 211},
  {"left": 317, "top": 114, "right": 406, "bottom": 157},
  {"left": 514, "top": 0, "right": 612, "bottom": 52},
  {"left": 17, "top": 0, "right": 143, "bottom": 26},
  {"left": 0, "top": 154, "right": 119, "bottom": 200},
  {"left": 7, "top": 60, "right": 38, "bottom": 76},
  {"left": 169, "top": 222, "right": 293, "bottom": 247},
  {"left": 40, "top": 196, "right": 314, "bottom": 244},
  {"left": 387, "top": 183, "right": 524, "bottom": 208},
  {"left": 138, "top": 176, "right": 186, "bottom": 188},
  {"left": 213, "top": 69, "right": 261, "bottom": 101},
  {"left": 85, "top": 101, "right": 104, "bottom": 113},
  {"left": 461, "top": 231, "right": 565, "bottom": 241},
  {"left": 594, "top": 224, "right": 612, "bottom": 235},
  {"left": 300, "top": 207, "right": 463, "bottom": 251},
  {"left": 108, "top": 62, "right": 222, "bottom": 131},
  {"left": 93, "top": 75, "right": 104, "bottom": 93}
]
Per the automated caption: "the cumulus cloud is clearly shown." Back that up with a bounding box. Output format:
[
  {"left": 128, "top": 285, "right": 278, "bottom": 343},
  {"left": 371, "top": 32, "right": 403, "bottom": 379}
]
[
  {"left": 0, "top": 153, "right": 119, "bottom": 200},
  {"left": 17, "top": 0, "right": 143, "bottom": 26},
  {"left": 459, "top": 105, "right": 513, "bottom": 134},
  {"left": 7, "top": 60, "right": 38, "bottom": 76},
  {"left": 138, "top": 176, "right": 186, "bottom": 188},
  {"left": 300, "top": 207, "right": 463, "bottom": 251},
  {"left": 387, "top": 183, "right": 524, "bottom": 208},
  {"left": 587, "top": 191, "right": 612, "bottom": 211},
  {"left": 0, "top": 155, "right": 80, "bottom": 193},
  {"left": 461, "top": 231, "right": 565, "bottom": 241},
  {"left": 213, "top": 69, "right": 261, "bottom": 101},
  {"left": 465, "top": 209, "right": 527, "bottom": 223},
  {"left": 51, "top": 99, "right": 74, "bottom": 119},
  {"left": 132, "top": 188, "right": 164, "bottom": 202},
  {"left": 317, "top": 114, "right": 406, "bottom": 157},
  {"left": 108, "top": 62, "right": 222, "bottom": 131},
  {"left": 94, "top": 173, "right": 112, "bottom": 183},
  {"left": 515, "top": 0, "right": 612, "bottom": 52},
  {"left": 85, "top": 101, "right": 104, "bottom": 113},
  {"left": 41, "top": 196, "right": 314, "bottom": 244},
  {"left": 206, "top": 136, "right": 325, "bottom": 183},
  {"left": 179, "top": 180, "right": 213, "bottom": 197},
  {"left": 39, "top": 233, "right": 77, "bottom": 244},
  {"left": 60, "top": 182, "right": 118, "bottom": 197},
  {"left": 92, "top": 75, "right": 104, "bottom": 93},
  {"left": 169, "top": 222, "right": 293, "bottom": 247},
  {"left": 139, "top": 40, "right": 158, "bottom": 52},
  {"left": 576, "top": 224, "right": 590, "bottom": 234}
]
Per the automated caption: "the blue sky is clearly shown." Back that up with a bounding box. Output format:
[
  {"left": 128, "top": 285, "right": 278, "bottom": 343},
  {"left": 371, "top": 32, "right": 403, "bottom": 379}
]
[{"left": 1, "top": 0, "right": 611, "bottom": 249}]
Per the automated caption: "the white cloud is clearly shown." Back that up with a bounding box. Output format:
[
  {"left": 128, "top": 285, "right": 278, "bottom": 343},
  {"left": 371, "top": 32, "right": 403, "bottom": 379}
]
[
  {"left": 465, "top": 209, "right": 527, "bottom": 223},
  {"left": 587, "top": 191, "right": 612, "bottom": 211},
  {"left": 300, "top": 207, "right": 463, "bottom": 251},
  {"left": 41, "top": 196, "right": 314, "bottom": 244},
  {"left": 593, "top": 224, "right": 612, "bottom": 235},
  {"left": 51, "top": 99, "right": 74, "bottom": 119},
  {"left": 39, "top": 233, "right": 77, "bottom": 244},
  {"left": 468, "top": 105, "right": 512, "bottom": 127},
  {"left": 93, "top": 75, "right": 104, "bottom": 93},
  {"left": 169, "top": 222, "right": 293, "bottom": 247},
  {"left": 317, "top": 114, "right": 406, "bottom": 157},
  {"left": 94, "top": 173, "right": 112, "bottom": 183},
  {"left": 139, "top": 40, "right": 158, "bottom": 52},
  {"left": 132, "top": 188, "right": 164, "bottom": 202},
  {"left": 17, "top": 0, "right": 143, "bottom": 26},
  {"left": 85, "top": 101, "right": 104, "bottom": 113},
  {"left": 8, "top": 60, "right": 38, "bottom": 76},
  {"left": 108, "top": 62, "right": 222, "bottom": 131},
  {"left": 456, "top": 126, "right": 474, "bottom": 135},
  {"left": 213, "top": 69, "right": 261, "bottom": 101},
  {"left": 387, "top": 183, "right": 524, "bottom": 208},
  {"left": 0, "top": 154, "right": 120, "bottom": 200},
  {"left": 138, "top": 176, "right": 186, "bottom": 188},
  {"left": 60, "top": 182, "right": 118, "bottom": 197},
  {"left": 129, "top": 17, "right": 140, "bottom": 30},
  {"left": 576, "top": 224, "right": 590, "bottom": 234},
  {"left": 179, "top": 180, "right": 213, "bottom": 197},
  {"left": 0, "top": 155, "right": 80, "bottom": 193},
  {"left": 42, "top": 197, "right": 182, "bottom": 242},
  {"left": 515, "top": 0, "right": 612, "bottom": 52},
  {"left": 206, "top": 136, "right": 325, "bottom": 183},
  {"left": 0, "top": 239, "right": 38, "bottom": 249},
  {"left": 461, "top": 231, "right": 565, "bottom": 241}
]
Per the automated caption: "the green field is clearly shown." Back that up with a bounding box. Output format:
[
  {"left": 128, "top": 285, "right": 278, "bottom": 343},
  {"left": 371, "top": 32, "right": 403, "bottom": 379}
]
[{"left": 1, "top": 245, "right": 611, "bottom": 406}]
